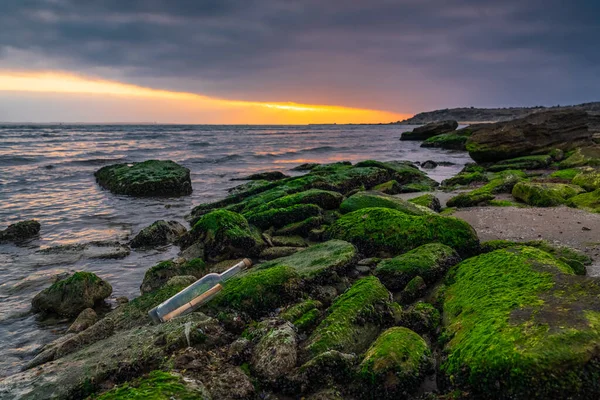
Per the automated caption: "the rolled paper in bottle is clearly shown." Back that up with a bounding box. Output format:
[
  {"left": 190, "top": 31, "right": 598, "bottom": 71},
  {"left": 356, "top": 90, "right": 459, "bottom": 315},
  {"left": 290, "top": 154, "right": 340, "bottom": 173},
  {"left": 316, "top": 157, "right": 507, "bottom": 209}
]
[{"left": 161, "top": 283, "right": 223, "bottom": 322}]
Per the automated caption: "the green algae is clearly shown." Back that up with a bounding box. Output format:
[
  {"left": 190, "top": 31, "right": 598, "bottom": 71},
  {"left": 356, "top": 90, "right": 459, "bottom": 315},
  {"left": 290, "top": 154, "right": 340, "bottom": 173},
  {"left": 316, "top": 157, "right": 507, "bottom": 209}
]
[
  {"left": 398, "top": 302, "right": 441, "bottom": 335},
  {"left": 140, "top": 258, "right": 207, "bottom": 294},
  {"left": 559, "top": 147, "right": 600, "bottom": 168},
  {"left": 246, "top": 203, "right": 322, "bottom": 229},
  {"left": 250, "top": 189, "right": 343, "bottom": 213},
  {"left": 373, "top": 180, "right": 402, "bottom": 194},
  {"left": 569, "top": 189, "right": 600, "bottom": 213},
  {"left": 408, "top": 194, "right": 441, "bottom": 212},
  {"left": 442, "top": 171, "right": 488, "bottom": 187},
  {"left": 421, "top": 133, "right": 468, "bottom": 150},
  {"left": 339, "top": 191, "right": 433, "bottom": 215},
  {"left": 281, "top": 299, "right": 322, "bottom": 322},
  {"left": 488, "top": 155, "right": 552, "bottom": 172},
  {"left": 328, "top": 207, "right": 479, "bottom": 257},
  {"left": 550, "top": 168, "right": 581, "bottom": 181},
  {"left": 512, "top": 181, "right": 584, "bottom": 207},
  {"left": 446, "top": 170, "right": 526, "bottom": 208},
  {"left": 572, "top": 169, "right": 600, "bottom": 191}
]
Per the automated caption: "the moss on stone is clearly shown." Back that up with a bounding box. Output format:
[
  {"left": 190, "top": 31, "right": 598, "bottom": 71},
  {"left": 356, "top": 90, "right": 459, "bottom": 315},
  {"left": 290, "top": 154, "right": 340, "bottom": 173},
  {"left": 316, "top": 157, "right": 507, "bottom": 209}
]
[
  {"left": 488, "top": 155, "right": 552, "bottom": 172},
  {"left": 572, "top": 170, "right": 600, "bottom": 191},
  {"left": 340, "top": 191, "right": 434, "bottom": 216},
  {"left": 569, "top": 189, "right": 600, "bottom": 213},
  {"left": 447, "top": 170, "right": 526, "bottom": 208},
  {"left": 0, "top": 219, "right": 41, "bottom": 242},
  {"left": 328, "top": 208, "right": 479, "bottom": 257},
  {"left": 442, "top": 246, "right": 600, "bottom": 398},
  {"left": 480, "top": 239, "right": 592, "bottom": 275},
  {"left": 372, "top": 180, "right": 402, "bottom": 194},
  {"left": 408, "top": 194, "right": 442, "bottom": 212},
  {"left": 421, "top": 133, "right": 468, "bottom": 150},
  {"left": 140, "top": 258, "right": 207, "bottom": 294},
  {"left": 281, "top": 299, "right": 322, "bottom": 322},
  {"left": 442, "top": 171, "right": 488, "bottom": 187},
  {"left": 251, "top": 189, "right": 343, "bottom": 213},
  {"left": 245, "top": 203, "right": 322, "bottom": 229},
  {"left": 400, "top": 275, "right": 427, "bottom": 303},
  {"left": 94, "top": 160, "right": 192, "bottom": 197},
  {"left": 258, "top": 240, "right": 357, "bottom": 280},
  {"left": 550, "top": 168, "right": 581, "bottom": 181},
  {"left": 273, "top": 216, "right": 324, "bottom": 236},
  {"left": 375, "top": 243, "right": 460, "bottom": 291},
  {"left": 212, "top": 265, "right": 300, "bottom": 317},
  {"left": 399, "top": 302, "right": 441, "bottom": 335},
  {"left": 305, "top": 276, "right": 392, "bottom": 357},
  {"left": 94, "top": 370, "right": 206, "bottom": 400},
  {"left": 559, "top": 147, "right": 600, "bottom": 168},
  {"left": 512, "top": 181, "right": 585, "bottom": 207},
  {"left": 359, "top": 327, "right": 433, "bottom": 399}
]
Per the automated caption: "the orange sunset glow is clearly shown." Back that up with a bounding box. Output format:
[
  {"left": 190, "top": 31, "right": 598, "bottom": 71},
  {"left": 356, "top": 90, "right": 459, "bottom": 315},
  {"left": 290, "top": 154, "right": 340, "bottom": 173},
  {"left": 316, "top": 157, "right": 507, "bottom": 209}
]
[{"left": 0, "top": 71, "right": 409, "bottom": 124}]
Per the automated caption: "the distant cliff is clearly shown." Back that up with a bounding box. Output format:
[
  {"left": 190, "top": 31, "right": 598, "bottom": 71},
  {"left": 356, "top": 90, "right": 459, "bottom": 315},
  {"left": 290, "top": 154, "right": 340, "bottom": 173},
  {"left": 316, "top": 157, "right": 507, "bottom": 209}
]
[{"left": 396, "top": 102, "right": 600, "bottom": 125}]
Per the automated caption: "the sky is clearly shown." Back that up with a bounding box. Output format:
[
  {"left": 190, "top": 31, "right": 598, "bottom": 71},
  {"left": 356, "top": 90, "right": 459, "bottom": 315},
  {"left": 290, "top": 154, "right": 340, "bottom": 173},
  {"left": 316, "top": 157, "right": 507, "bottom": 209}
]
[{"left": 0, "top": 0, "right": 599, "bottom": 124}]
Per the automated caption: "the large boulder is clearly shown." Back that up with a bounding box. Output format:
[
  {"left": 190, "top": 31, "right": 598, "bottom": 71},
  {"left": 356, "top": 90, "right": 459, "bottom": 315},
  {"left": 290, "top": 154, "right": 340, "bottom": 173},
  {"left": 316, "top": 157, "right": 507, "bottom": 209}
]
[
  {"left": 31, "top": 272, "right": 112, "bottom": 317},
  {"left": 305, "top": 276, "right": 393, "bottom": 357},
  {"left": 359, "top": 327, "right": 434, "bottom": 399},
  {"left": 129, "top": 220, "right": 187, "bottom": 248},
  {"left": 400, "top": 120, "right": 458, "bottom": 141},
  {"left": 328, "top": 208, "right": 479, "bottom": 257},
  {"left": 512, "top": 181, "right": 585, "bottom": 207},
  {"left": 0, "top": 219, "right": 40, "bottom": 242},
  {"left": 339, "top": 191, "right": 434, "bottom": 216},
  {"left": 559, "top": 146, "right": 600, "bottom": 168},
  {"left": 442, "top": 246, "right": 600, "bottom": 398},
  {"left": 466, "top": 110, "right": 594, "bottom": 163},
  {"left": 572, "top": 169, "right": 600, "bottom": 191},
  {"left": 94, "top": 160, "right": 192, "bottom": 196},
  {"left": 251, "top": 319, "right": 298, "bottom": 382},
  {"left": 569, "top": 189, "right": 600, "bottom": 213}
]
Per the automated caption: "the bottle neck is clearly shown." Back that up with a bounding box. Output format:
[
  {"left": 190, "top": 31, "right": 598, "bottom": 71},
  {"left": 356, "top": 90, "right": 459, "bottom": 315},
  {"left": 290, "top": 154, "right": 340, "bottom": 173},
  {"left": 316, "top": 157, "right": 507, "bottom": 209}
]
[{"left": 219, "top": 264, "right": 242, "bottom": 281}]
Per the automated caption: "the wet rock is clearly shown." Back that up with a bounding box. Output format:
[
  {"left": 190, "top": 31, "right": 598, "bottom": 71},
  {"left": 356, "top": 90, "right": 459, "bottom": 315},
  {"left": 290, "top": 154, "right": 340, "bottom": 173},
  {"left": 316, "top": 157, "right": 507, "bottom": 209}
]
[
  {"left": 294, "top": 350, "right": 357, "bottom": 391},
  {"left": 398, "top": 275, "right": 427, "bottom": 303},
  {"left": 560, "top": 146, "right": 600, "bottom": 168},
  {"left": 274, "top": 216, "right": 324, "bottom": 237},
  {"left": 129, "top": 220, "right": 187, "bottom": 248},
  {"left": 401, "top": 120, "right": 458, "bottom": 141},
  {"left": 165, "top": 275, "right": 197, "bottom": 287},
  {"left": 66, "top": 308, "right": 98, "bottom": 334},
  {"left": 488, "top": 154, "right": 552, "bottom": 172},
  {"left": 359, "top": 327, "right": 434, "bottom": 399},
  {"left": 398, "top": 302, "right": 441, "bottom": 336},
  {"left": 141, "top": 258, "right": 206, "bottom": 294},
  {"left": 259, "top": 246, "right": 302, "bottom": 260},
  {"left": 421, "top": 131, "right": 470, "bottom": 150},
  {"left": 271, "top": 235, "right": 308, "bottom": 248},
  {"left": 248, "top": 189, "right": 344, "bottom": 213},
  {"left": 280, "top": 299, "right": 322, "bottom": 332},
  {"left": 233, "top": 170, "right": 290, "bottom": 181},
  {"left": 32, "top": 272, "right": 112, "bottom": 317},
  {"left": 512, "top": 181, "right": 584, "bottom": 207},
  {"left": 247, "top": 204, "right": 323, "bottom": 229},
  {"left": 93, "top": 371, "right": 210, "bottom": 399},
  {"left": 421, "top": 160, "right": 438, "bottom": 169},
  {"left": 291, "top": 162, "right": 320, "bottom": 171},
  {"left": 466, "top": 110, "right": 594, "bottom": 163},
  {"left": 94, "top": 159, "right": 192, "bottom": 196},
  {"left": 36, "top": 240, "right": 130, "bottom": 263},
  {"left": 0, "top": 220, "right": 40, "bottom": 242},
  {"left": 251, "top": 319, "right": 298, "bottom": 382},
  {"left": 372, "top": 179, "right": 402, "bottom": 195},
  {"left": 340, "top": 191, "right": 434, "bottom": 216},
  {"left": 408, "top": 194, "right": 442, "bottom": 212}
]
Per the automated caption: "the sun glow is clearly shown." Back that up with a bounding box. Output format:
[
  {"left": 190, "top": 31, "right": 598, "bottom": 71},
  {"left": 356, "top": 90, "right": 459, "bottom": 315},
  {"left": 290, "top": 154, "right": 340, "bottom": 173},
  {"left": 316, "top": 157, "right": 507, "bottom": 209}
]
[{"left": 0, "top": 71, "right": 408, "bottom": 124}]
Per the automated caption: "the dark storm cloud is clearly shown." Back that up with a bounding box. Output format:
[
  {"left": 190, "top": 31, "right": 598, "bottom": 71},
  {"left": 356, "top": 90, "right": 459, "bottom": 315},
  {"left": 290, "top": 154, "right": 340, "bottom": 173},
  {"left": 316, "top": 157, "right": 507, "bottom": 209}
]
[{"left": 1, "top": 0, "right": 599, "bottom": 111}]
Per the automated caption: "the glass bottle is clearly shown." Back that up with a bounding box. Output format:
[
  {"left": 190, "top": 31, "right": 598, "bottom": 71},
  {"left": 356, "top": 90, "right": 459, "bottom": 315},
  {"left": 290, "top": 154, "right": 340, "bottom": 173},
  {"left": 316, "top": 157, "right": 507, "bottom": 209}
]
[{"left": 148, "top": 258, "right": 252, "bottom": 323}]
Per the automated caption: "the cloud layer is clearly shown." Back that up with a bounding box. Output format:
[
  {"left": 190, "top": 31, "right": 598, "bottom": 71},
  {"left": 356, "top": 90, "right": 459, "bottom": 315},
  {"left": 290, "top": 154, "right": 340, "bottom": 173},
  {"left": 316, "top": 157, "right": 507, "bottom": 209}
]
[{"left": 1, "top": 0, "right": 599, "bottom": 113}]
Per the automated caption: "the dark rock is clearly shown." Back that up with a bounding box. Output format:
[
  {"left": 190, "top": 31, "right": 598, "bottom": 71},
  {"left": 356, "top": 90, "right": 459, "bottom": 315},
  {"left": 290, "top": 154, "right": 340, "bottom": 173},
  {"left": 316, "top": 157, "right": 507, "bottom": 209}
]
[
  {"left": 0, "top": 220, "right": 40, "bottom": 242},
  {"left": 291, "top": 163, "right": 320, "bottom": 171},
  {"left": 94, "top": 159, "right": 192, "bottom": 196},
  {"left": 140, "top": 258, "right": 206, "bottom": 294},
  {"left": 466, "top": 110, "right": 594, "bottom": 163},
  {"left": 400, "top": 120, "right": 459, "bottom": 141},
  {"left": 31, "top": 272, "right": 112, "bottom": 317},
  {"left": 251, "top": 319, "right": 298, "bottom": 382},
  {"left": 233, "top": 171, "right": 290, "bottom": 181},
  {"left": 66, "top": 308, "right": 98, "bottom": 334},
  {"left": 36, "top": 240, "right": 130, "bottom": 262},
  {"left": 129, "top": 220, "right": 187, "bottom": 248},
  {"left": 421, "top": 160, "right": 438, "bottom": 169},
  {"left": 259, "top": 246, "right": 302, "bottom": 260},
  {"left": 408, "top": 194, "right": 442, "bottom": 212}
]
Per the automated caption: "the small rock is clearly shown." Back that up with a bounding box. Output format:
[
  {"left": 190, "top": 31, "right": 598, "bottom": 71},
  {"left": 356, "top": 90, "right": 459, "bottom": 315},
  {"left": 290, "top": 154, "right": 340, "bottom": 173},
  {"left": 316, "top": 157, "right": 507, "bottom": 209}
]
[
  {"left": 355, "top": 265, "right": 371, "bottom": 274},
  {"left": 251, "top": 319, "right": 298, "bottom": 382},
  {"left": 116, "top": 296, "right": 129, "bottom": 305},
  {"left": 130, "top": 220, "right": 187, "bottom": 248},
  {"left": 0, "top": 220, "right": 41, "bottom": 243},
  {"left": 421, "top": 160, "right": 438, "bottom": 169},
  {"left": 67, "top": 308, "right": 98, "bottom": 334},
  {"left": 583, "top": 227, "right": 592, "bottom": 231}
]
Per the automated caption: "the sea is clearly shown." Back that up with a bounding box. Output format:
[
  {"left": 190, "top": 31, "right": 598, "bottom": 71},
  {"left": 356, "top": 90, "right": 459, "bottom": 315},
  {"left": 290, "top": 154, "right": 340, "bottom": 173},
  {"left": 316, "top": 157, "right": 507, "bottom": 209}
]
[{"left": 0, "top": 124, "right": 472, "bottom": 377}]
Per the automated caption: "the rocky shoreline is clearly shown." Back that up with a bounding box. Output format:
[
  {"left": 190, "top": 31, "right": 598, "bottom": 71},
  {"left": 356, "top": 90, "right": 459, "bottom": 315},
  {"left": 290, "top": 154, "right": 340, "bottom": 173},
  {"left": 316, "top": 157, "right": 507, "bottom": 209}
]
[{"left": 2, "top": 110, "right": 600, "bottom": 399}]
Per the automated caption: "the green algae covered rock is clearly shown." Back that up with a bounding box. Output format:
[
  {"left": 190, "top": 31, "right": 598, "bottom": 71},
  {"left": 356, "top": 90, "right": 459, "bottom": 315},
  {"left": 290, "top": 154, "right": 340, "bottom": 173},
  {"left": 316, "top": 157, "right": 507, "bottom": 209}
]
[
  {"left": 281, "top": 299, "right": 322, "bottom": 332},
  {"left": 488, "top": 154, "right": 552, "bottom": 172},
  {"left": 359, "top": 327, "right": 433, "bottom": 399},
  {"left": 512, "top": 181, "right": 584, "bottom": 207},
  {"left": 353, "top": 160, "right": 438, "bottom": 191},
  {"left": 0, "top": 219, "right": 41, "bottom": 243},
  {"left": 328, "top": 208, "right": 479, "bottom": 257},
  {"left": 140, "top": 258, "right": 207, "bottom": 294},
  {"left": 572, "top": 169, "right": 600, "bottom": 191},
  {"left": 305, "top": 276, "right": 392, "bottom": 357},
  {"left": 130, "top": 220, "right": 187, "bottom": 248},
  {"left": 188, "top": 209, "right": 265, "bottom": 260},
  {"left": 31, "top": 272, "right": 112, "bottom": 317},
  {"left": 399, "top": 275, "right": 427, "bottom": 303},
  {"left": 480, "top": 239, "right": 592, "bottom": 275},
  {"left": 251, "top": 319, "right": 298, "bottom": 382},
  {"left": 442, "top": 171, "right": 488, "bottom": 187},
  {"left": 250, "top": 188, "right": 343, "bottom": 213},
  {"left": 400, "top": 120, "right": 458, "bottom": 141},
  {"left": 559, "top": 146, "right": 600, "bottom": 168},
  {"left": 421, "top": 133, "right": 468, "bottom": 150},
  {"left": 399, "top": 302, "right": 441, "bottom": 335},
  {"left": 442, "top": 246, "right": 600, "bottom": 399},
  {"left": 246, "top": 203, "right": 322, "bottom": 229},
  {"left": 373, "top": 180, "right": 402, "bottom": 194},
  {"left": 569, "top": 189, "right": 600, "bottom": 213},
  {"left": 375, "top": 243, "right": 460, "bottom": 291},
  {"left": 95, "top": 370, "right": 209, "bottom": 400},
  {"left": 258, "top": 240, "right": 357, "bottom": 281},
  {"left": 408, "top": 193, "right": 442, "bottom": 212},
  {"left": 212, "top": 265, "right": 300, "bottom": 317},
  {"left": 550, "top": 168, "right": 581, "bottom": 181},
  {"left": 446, "top": 170, "right": 526, "bottom": 208},
  {"left": 339, "top": 191, "right": 434, "bottom": 216},
  {"left": 95, "top": 160, "right": 192, "bottom": 196}
]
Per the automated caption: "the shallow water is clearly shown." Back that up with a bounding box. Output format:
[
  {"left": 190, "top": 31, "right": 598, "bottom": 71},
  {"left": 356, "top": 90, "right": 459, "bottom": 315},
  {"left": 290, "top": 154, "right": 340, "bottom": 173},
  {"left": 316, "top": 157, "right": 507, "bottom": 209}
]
[{"left": 0, "top": 124, "right": 472, "bottom": 376}]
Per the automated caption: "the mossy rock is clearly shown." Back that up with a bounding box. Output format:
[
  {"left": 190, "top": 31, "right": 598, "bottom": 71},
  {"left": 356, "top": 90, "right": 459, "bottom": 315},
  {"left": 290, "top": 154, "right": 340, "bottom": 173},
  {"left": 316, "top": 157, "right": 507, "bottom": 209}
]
[
  {"left": 488, "top": 154, "right": 552, "bottom": 172},
  {"left": 94, "top": 160, "right": 192, "bottom": 196},
  {"left": 442, "top": 171, "right": 488, "bottom": 187},
  {"left": 572, "top": 169, "right": 600, "bottom": 191},
  {"left": 328, "top": 208, "right": 479, "bottom": 257},
  {"left": 550, "top": 168, "right": 581, "bottom": 181},
  {"left": 140, "top": 258, "right": 207, "bottom": 294},
  {"left": 559, "top": 146, "right": 600, "bottom": 168},
  {"left": 375, "top": 243, "right": 460, "bottom": 291},
  {"left": 446, "top": 170, "right": 526, "bottom": 208},
  {"left": 340, "top": 191, "right": 434, "bottom": 216},
  {"left": 569, "top": 189, "right": 600, "bottom": 213},
  {"left": 94, "top": 370, "right": 209, "bottom": 399},
  {"left": 235, "top": 171, "right": 290, "bottom": 181},
  {"left": 259, "top": 246, "right": 301, "bottom": 260},
  {"left": 400, "top": 275, "right": 427, "bottom": 303},
  {"left": 305, "top": 276, "right": 392, "bottom": 357},
  {"left": 446, "top": 192, "right": 495, "bottom": 208},
  {"left": 246, "top": 204, "right": 322, "bottom": 229},
  {"left": 398, "top": 302, "right": 441, "bottom": 335},
  {"left": 212, "top": 265, "right": 300, "bottom": 317},
  {"left": 271, "top": 235, "right": 308, "bottom": 248},
  {"left": 129, "top": 220, "right": 187, "bottom": 248},
  {"left": 251, "top": 320, "right": 298, "bottom": 382},
  {"left": 421, "top": 133, "right": 469, "bottom": 150},
  {"left": 512, "top": 181, "right": 584, "bottom": 207},
  {"left": 274, "top": 216, "right": 324, "bottom": 237},
  {"left": 442, "top": 246, "right": 600, "bottom": 398},
  {"left": 258, "top": 240, "right": 357, "bottom": 281},
  {"left": 353, "top": 160, "right": 438, "bottom": 190},
  {"left": 251, "top": 189, "right": 343, "bottom": 213},
  {"left": 281, "top": 299, "right": 322, "bottom": 331},
  {"left": 359, "top": 327, "right": 433, "bottom": 399},
  {"left": 0, "top": 219, "right": 41, "bottom": 242},
  {"left": 480, "top": 239, "right": 592, "bottom": 275},
  {"left": 31, "top": 272, "right": 112, "bottom": 317},
  {"left": 189, "top": 209, "right": 265, "bottom": 260},
  {"left": 373, "top": 180, "right": 402, "bottom": 195},
  {"left": 408, "top": 194, "right": 441, "bottom": 212}
]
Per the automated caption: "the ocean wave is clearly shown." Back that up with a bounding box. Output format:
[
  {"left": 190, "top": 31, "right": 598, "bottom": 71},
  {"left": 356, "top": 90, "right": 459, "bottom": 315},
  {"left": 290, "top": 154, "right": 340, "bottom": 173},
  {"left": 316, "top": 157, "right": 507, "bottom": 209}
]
[
  {"left": 189, "top": 141, "right": 211, "bottom": 147},
  {"left": 253, "top": 145, "right": 344, "bottom": 158},
  {"left": 0, "top": 155, "right": 42, "bottom": 166},
  {"left": 70, "top": 157, "right": 128, "bottom": 166},
  {"left": 190, "top": 154, "right": 244, "bottom": 164}
]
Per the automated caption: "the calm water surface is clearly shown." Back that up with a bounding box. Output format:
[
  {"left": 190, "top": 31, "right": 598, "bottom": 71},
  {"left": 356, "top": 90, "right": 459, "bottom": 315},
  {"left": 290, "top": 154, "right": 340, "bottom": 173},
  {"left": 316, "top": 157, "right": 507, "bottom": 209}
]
[{"left": 0, "top": 124, "right": 472, "bottom": 376}]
